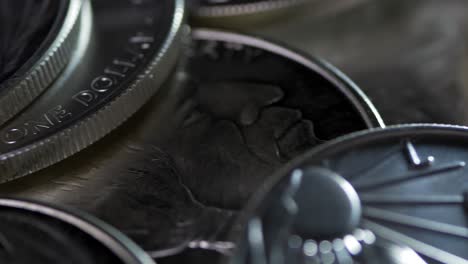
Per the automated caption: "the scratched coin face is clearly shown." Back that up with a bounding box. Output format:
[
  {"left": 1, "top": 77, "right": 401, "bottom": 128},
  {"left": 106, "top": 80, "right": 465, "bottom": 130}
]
[
  {"left": 234, "top": 124, "right": 468, "bottom": 263},
  {"left": 0, "top": 0, "right": 184, "bottom": 183},
  {"left": 0, "top": 0, "right": 82, "bottom": 125},
  {"left": 0, "top": 198, "right": 155, "bottom": 264},
  {"left": 0, "top": 29, "right": 382, "bottom": 262}
]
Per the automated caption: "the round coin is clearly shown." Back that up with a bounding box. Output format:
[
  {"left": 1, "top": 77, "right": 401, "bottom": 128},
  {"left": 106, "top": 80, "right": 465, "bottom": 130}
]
[
  {"left": 0, "top": 197, "right": 155, "bottom": 264},
  {"left": 0, "top": 0, "right": 84, "bottom": 125},
  {"left": 0, "top": 29, "right": 383, "bottom": 261},
  {"left": 0, "top": 0, "right": 185, "bottom": 183},
  {"left": 234, "top": 124, "right": 468, "bottom": 263}
]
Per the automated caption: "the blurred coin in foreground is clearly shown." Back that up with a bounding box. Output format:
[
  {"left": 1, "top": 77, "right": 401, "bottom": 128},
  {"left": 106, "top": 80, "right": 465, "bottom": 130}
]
[
  {"left": 234, "top": 124, "right": 468, "bottom": 263},
  {"left": 0, "top": 197, "right": 155, "bottom": 264}
]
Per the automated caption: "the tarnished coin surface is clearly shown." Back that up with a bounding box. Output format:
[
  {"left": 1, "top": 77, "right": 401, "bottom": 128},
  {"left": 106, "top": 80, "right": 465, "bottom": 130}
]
[
  {"left": 0, "top": 0, "right": 83, "bottom": 125},
  {"left": 234, "top": 124, "right": 468, "bottom": 263},
  {"left": 0, "top": 29, "right": 383, "bottom": 262},
  {"left": 0, "top": 0, "right": 185, "bottom": 183},
  {"left": 0, "top": 198, "right": 155, "bottom": 264}
]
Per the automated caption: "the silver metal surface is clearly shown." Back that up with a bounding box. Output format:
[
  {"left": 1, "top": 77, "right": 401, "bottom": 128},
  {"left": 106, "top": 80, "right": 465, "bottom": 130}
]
[
  {"left": 0, "top": 0, "right": 83, "bottom": 125},
  {"left": 0, "top": 0, "right": 185, "bottom": 183},
  {"left": 236, "top": 124, "right": 468, "bottom": 263},
  {"left": 192, "top": 0, "right": 311, "bottom": 17}
]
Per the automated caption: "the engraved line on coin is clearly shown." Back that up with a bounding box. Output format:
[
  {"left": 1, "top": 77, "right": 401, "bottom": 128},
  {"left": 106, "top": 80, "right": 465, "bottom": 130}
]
[
  {"left": 232, "top": 120, "right": 272, "bottom": 165},
  {"left": 363, "top": 207, "right": 468, "bottom": 238},
  {"left": 354, "top": 161, "right": 465, "bottom": 191},
  {"left": 361, "top": 194, "right": 465, "bottom": 205},
  {"left": 345, "top": 146, "right": 400, "bottom": 181},
  {"left": 404, "top": 140, "right": 434, "bottom": 169},
  {"left": 187, "top": 240, "right": 235, "bottom": 255},
  {"left": 363, "top": 220, "right": 468, "bottom": 264},
  {"left": 247, "top": 217, "right": 267, "bottom": 264}
]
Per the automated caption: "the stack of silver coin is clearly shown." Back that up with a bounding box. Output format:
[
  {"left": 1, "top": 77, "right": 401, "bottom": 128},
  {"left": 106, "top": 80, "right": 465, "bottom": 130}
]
[{"left": 0, "top": 1, "right": 466, "bottom": 263}]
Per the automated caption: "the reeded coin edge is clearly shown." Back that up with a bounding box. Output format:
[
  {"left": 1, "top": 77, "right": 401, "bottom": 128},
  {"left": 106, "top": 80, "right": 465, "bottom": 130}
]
[
  {"left": 194, "top": 0, "right": 311, "bottom": 17},
  {"left": 0, "top": 0, "right": 186, "bottom": 183},
  {"left": 0, "top": 0, "right": 83, "bottom": 125},
  {"left": 192, "top": 28, "right": 385, "bottom": 129},
  {"left": 0, "top": 198, "right": 155, "bottom": 264}
]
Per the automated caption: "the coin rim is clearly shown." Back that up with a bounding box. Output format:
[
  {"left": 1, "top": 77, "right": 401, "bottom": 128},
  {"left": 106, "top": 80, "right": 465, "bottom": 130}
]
[
  {"left": 193, "top": 0, "right": 312, "bottom": 17},
  {"left": 0, "top": 0, "right": 186, "bottom": 183},
  {"left": 242, "top": 123, "right": 468, "bottom": 213},
  {"left": 0, "top": 197, "right": 155, "bottom": 264},
  {"left": 230, "top": 123, "right": 468, "bottom": 262},
  {"left": 0, "top": 0, "right": 83, "bottom": 125}
]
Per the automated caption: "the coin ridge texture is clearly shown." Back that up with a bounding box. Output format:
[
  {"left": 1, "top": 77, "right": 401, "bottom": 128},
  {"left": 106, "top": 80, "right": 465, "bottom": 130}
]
[
  {"left": 0, "top": 198, "right": 155, "bottom": 264},
  {"left": 0, "top": 0, "right": 185, "bottom": 183},
  {"left": 0, "top": 0, "right": 83, "bottom": 125},
  {"left": 235, "top": 124, "right": 468, "bottom": 263},
  {"left": 192, "top": 0, "right": 311, "bottom": 17}
]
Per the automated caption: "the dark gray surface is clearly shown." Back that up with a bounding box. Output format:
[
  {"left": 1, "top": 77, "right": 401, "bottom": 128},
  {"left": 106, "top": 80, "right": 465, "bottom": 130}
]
[
  {"left": 234, "top": 125, "right": 468, "bottom": 263},
  {"left": 0, "top": 198, "right": 155, "bottom": 264}
]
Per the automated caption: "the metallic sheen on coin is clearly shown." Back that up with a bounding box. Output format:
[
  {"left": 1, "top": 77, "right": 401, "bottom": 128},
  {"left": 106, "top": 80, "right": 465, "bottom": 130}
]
[
  {"left": 0, "top": 198, "right": 155, "bottom": 264},
  {"left": 0, "top": 0, "right": 83, "bottom": 125},
  {"left": 189, "top": 0, "right": 368, "bottom": 29},
  {"left": 234, "top": 124, "right": 468, "bottom": 263},
  {"left": 0, "top": 29, "right": 383, "bottom": 262},
  {"left": 190, "top": 0, "right": 311, "bottom": 17},
  {"left": 0, "top": 0, "right": 185, "bottom": 183}
]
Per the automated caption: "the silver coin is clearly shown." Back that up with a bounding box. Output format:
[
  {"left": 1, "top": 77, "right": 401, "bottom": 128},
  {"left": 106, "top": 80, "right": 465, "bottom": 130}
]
[
  {"left": 0, "top": 29, "right": 382, "bottom": 261},
  {"left": 0, "top": 0, "right": 84, "bottom": 125},
  {"left": 0, "top": 197, "right": 155, "bottom": 264},
  {"left": 0, "top": 0, "right": 185, "bottom": 183},
  {"left": 233, "top": 124, "right": 468, "bottom": 263}
]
